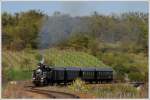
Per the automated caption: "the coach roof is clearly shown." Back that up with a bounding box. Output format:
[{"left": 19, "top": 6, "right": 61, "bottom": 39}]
[
  {"left": 51, "top": 67, "right": 113, "bottom": 71},
  {"left": 65, "top": 67, "right": 81, "bottom": 71},
  {"left": 96, "top": 67, "right": 113, "bottom": 71},
  {"left": 81, "top": 67, "right": 95, "bottom": 71}
]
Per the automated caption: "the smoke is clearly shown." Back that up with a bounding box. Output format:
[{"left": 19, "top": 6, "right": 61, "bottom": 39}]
[
  {"left": 37, "top": 2, "right": 96, "bottom": 64},
  {"left": 38, "top": 13, "right": 90, "bottom": 49},
  {"left": 38, "top": 2, "right": 92, "bottom": 50},
  {"left": 40, "top": 57, "right": 45, "bottom": 64},
  {"left": 39, "top": 15, "right": 70, "bottom": 49}
]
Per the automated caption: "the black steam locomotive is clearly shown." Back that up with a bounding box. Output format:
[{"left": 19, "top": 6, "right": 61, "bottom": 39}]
[{"left": 32, "top": 63, "right": 113, "bottom": 86}]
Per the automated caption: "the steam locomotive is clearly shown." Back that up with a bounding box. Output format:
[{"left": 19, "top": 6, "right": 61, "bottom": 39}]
[{"left": 32, "top": 62, "right": 113, "bottom": 86}]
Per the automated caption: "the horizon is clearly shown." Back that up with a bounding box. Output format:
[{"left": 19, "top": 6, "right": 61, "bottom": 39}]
[{"left": 2, "top": 1, "right": 149, "bottom": 16}]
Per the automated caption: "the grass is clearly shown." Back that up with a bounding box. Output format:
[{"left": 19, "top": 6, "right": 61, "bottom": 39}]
[
  {"left": 2, "top": 48, "right": 107, "bottom": 82},
  {"left": 43, "top": 48, "right": 106, "bottom": 67},
  {"left": 68, "top": 79, "right": 148, "bottom": 98},
  {"left": 6, "top": 69, "right": 32, "bottom": 81}
]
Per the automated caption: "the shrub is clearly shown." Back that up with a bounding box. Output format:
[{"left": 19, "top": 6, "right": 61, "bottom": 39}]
[
  {"left": 100, "top": 52, "right": 148, "bottom": 82},
  {"left": 128, "top": 72, "right": 145, "bottom": 82},
  {"left": 68, "top": 78, "right": 90, "bottom": 93}
]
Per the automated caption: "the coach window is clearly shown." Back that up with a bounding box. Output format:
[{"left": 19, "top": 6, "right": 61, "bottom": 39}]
[
  {"left": 74, "top": 71, "right": 76, "bottom": 77},
  {"left": 101, "top": 72, "right": 103, "bottom": 77},
  {"left": 73, "top": 71, "right": 75, "bottom": 77},
  {"left": 86, "top": 72, "right": 88, "bottom": 77},
  {"left": 90, "top": 72, "right": 91, "bottom": 76},
  {"left": 76, "top": 71, "right": 78, "bottom": 76},
  {"left": 100, "top": 72, "right": 101, "bottom": 76},
  {"left": 86, "top": 72, "right": 88, "bottom": 76},
  {"left": 104, "top": 72, "right": 105, "bottom": 77},
  {"left": 69, "top": 71, "right": 71, "bottom": 78},
  {"left": 90, "top": 72, "right": 91, "bottom": 77},
  {"left": 99, "top": 72, "right": 101, "bottom": 78},
  {"left": 73, "top": 71, "right": 74, "bottom": 77},
  {"left": 72, "top": 71, "right": 73, "bottom": 77},
  {"left": 105, "top": 72, "right": 107, "bottom": 78},
  {"left": 103, "top": 72, "right": 105, "bottom": 78},
  {"left": 108, "top": 72, "right": 110, "bottom": 77},
  {"left": 92, "top": 72, "right": 93, "bottom": 76},
  {"left": 106, "top": 72, "right": 108, "bottom": 78},
  {"left": 72, "top": 71, "right": 74, "bottom": 77}
]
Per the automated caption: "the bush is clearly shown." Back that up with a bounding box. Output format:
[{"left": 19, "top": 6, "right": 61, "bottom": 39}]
[
  {"left": 128, "top": 72, "right": 145, "bottom": 82},
  {"left": 68, "top": 78, "right": 90, "bottom": 93},
  {"left": 100, "top": 52, "right": 148, "bottom": 82}
]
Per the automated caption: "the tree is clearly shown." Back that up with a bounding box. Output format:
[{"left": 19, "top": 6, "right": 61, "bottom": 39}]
[{"left": 2, "top": 10, "right": 44, "bottom": 50}]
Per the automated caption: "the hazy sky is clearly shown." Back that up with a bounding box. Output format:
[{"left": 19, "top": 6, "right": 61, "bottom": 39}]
[{"left": 2, "top": 1, "right": 149, "bottom": 16}]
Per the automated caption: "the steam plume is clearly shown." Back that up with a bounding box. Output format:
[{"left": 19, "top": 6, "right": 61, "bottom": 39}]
[{"left": 38, "top": 13, "right": 89, "bottom": 49}]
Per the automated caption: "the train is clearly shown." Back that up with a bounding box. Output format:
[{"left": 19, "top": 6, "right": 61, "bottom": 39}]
[{"left": 32, "top": 63, "right": 113, "bottom": 86}]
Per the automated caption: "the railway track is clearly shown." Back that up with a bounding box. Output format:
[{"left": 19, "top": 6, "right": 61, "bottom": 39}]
[{"left": 25, "top": 86, "right": 79, "bottom": 98}]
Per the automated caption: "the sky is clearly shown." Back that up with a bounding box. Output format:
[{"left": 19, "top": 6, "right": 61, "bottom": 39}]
[{"left": 1, "top": 1, "right": 149, "bottom": 16}]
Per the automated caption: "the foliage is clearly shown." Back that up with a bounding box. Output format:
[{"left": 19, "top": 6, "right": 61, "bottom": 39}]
[
  {"left": 2, "top": 11, "right": 148, "bottom": 53},
  {"left": 2, "top": 10, "right": 44, "bottom": 50},
  {"left": 91, "top": 84, "right": 142, "bottom": 98},
  {"left": 99, "top": 51, "right": 148, "bottom": 81},
  {"left": 68, "top": 79, "right": 147, "bottom": 98},
  {"left": 2, "top": 50, "right": 39, "bottom": 82},
  {"left": 68, "top": 78, "right": 90, "bottom": 93},
  {"left": 4, "top": 68, "right": 32, "bottom": 81}
]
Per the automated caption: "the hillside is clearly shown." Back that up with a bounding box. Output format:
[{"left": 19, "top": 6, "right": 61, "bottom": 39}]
[
  {"left": 43, "top": 48, "right": 106, "bottom": 67},
  {"left": 2, "top": 48, "right": 107, "bottom": 82}
]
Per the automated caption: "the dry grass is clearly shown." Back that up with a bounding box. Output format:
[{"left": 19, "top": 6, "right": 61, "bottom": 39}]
[
  {"left": 68, "top": 79, "right": 148, "bottom": 98},
  {"left": 2, "top": 81, "right": 49, "bottom": 98}
]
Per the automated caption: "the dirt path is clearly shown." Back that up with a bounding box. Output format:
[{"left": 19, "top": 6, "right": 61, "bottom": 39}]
[
  {"left": 2, "top": 80, "right": 79, "bottom": 99},
  {"left": 26, "top": 88, "right": 79, "bottom": 98}
]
